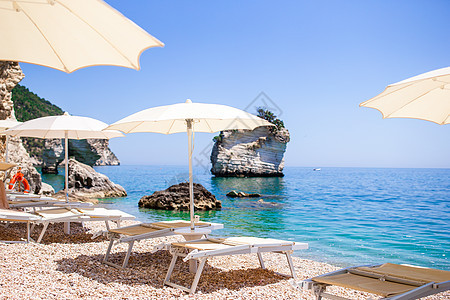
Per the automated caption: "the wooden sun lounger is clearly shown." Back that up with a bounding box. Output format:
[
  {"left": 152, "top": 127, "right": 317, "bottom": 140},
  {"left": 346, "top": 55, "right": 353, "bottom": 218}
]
[
  {"left": 8, "top": 198, "right": 93, "bottom": 209},
  {"left": 6, "top": 191, "right": 94, "bottom": 209},
  {"left": 0, "top": 208, "right": 40, "bottom": 243},
  {"left": 102, "top": 220, "right": 224, "bottom": 269},
  {"left": 163, "top": 236, "right": 309, "bottom": 294},
  {"left": 31, "top": 207, "right": 135, "bottom": 243},
  {"left": 0, "top": 207, "right": 135, "bottom": 243},
  {"left": 301, "top": 263, "right": 450, "bottom": 300}
]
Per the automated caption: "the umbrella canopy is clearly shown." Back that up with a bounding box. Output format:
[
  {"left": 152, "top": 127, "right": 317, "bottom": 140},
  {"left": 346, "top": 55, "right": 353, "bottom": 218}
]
[
  {"left": 106, "top": 99, "right": 273, "bottom": 134},
  {"left": 5, "top": 112, "right": 123, "bottom": 201},
  {"left": 0, "top": 0, "right": 164, "bottom": 73},
  {"left": 5, "top": 113, "right": 123, "bottom": 139},
  {"left": 360, "top": 67, "right": 450, "bottom": 125},
  {"left": 0, "top": 119, "right": 22, "bottom": 162},
  {"left": 106, "top": 99, "right": 273, "bottom": 230},
  {"left": 0, "top": 119, "right": 22, "bottom": 132}
]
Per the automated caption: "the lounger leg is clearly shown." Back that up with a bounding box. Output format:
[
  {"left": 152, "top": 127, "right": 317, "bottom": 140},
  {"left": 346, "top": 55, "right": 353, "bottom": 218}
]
[
  {"left": 189, "top": 258, "right": 207, "bottom": 294},
  {"left": 103, "top": 237, "right": 115, "bottom": 263},
  {"left": 164, "top": 254, "right": 179, "bottom": 285},
  {"left": 103, "top": 237, "right": 131, "bottom": 269},
  {"left": 285, "top": 251, "right": 297, "bottom": 280},
  {"left": 26, "top": 222, "right": 30, "bottom": 243},
  {"left": 64, "top": 222, "right": 70, "bottom": 234},
  {"left": 122, "top": 241, "right": 134, "bottom": 268},
  {"left": 189, "top": 259, "right": 198, "bottom": 273},
  {"left": 37, "top": 222, "right": 49, "bottom": 243},
  {"left": 312, "top": 284, "right": 326, "bottom": 300},
  {"left": 257, "top": 252, "right": 266, "bottom": 269},
  {"left": 105, "top": 221, "right": 110, "bottom": 231}
]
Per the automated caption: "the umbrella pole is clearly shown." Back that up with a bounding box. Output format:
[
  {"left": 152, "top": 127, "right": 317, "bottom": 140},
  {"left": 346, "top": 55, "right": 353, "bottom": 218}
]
[
  {"left": 64, "top": 131, "right": 70, "bottom": 234},
  {"left": 64, "top": 131, "right": 69, "bottom": 203},
  {"left": 187, "top": 119, "right": 195, "bottom": 231}
]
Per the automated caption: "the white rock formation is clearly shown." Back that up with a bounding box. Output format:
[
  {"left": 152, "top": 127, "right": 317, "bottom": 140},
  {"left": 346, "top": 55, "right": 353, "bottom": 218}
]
[
  {"left": 55, "top": 158, "right": 126, "bottom": 199},
  {"left": 39, "top": 182, "right": 55, "bottom": 196},
  {"left": 0, "top": 62, "right": 42, "bottom": 193},
  {"left": 87, "top": 139, "right": 120, "bottom": 166},
  {"left": 41, "top": 138, "right": 64, "bottom": 173},
  {"left": 210, "top": 127, "right": 289, "bottom": 177},
  {"left": 40, "top": 139, "right": 119, "bottom": 172}
]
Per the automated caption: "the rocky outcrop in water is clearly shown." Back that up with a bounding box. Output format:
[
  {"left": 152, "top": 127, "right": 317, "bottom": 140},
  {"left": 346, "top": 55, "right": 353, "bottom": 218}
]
[
  {"left": 226, "top": 190, "right": 261, "bottom": 198},
  {"left": 54, "top": 158, "right": 126, "bottom": 200},
  {"left": 139, "top": 182, "right": 221, "bottom": 211},
  {"left": 210, "top": 127, "right": 289, "bottom": 177},
  {"left": 0, "top": 62, "right": 42, "bottom": 193}
]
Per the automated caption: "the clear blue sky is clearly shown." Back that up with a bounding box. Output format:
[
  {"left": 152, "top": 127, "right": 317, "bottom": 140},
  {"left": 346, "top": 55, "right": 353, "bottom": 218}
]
[{"left": 18, "top": 0, "right": 449, "bottom": 168}]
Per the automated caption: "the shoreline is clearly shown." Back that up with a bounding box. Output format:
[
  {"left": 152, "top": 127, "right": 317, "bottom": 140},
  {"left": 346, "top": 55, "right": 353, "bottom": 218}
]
[{"left": 0, "top": 221, "right": 448, "bottom": 299}]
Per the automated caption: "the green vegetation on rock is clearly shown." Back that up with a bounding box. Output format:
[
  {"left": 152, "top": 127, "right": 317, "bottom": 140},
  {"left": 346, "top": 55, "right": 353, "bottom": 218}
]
[
  {"left": 256, "top": 108, "right": 285, "bottom": 133},
  {"left": 11, "top": 84, "right": 100, "bottom": 166},
  {"left": 12, "top": 84, "right": 64, "bottom": 121}
]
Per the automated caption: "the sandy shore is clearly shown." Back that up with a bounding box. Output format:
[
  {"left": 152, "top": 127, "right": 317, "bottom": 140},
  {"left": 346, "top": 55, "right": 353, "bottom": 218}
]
[{"left": 0, "top": 220, "right": 448, "bottom": 299}]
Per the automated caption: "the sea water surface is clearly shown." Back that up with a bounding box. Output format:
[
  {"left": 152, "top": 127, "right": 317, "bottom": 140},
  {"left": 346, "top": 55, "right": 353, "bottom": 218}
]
[{"left": 42, "top": 166, "right": 450, "bottom": 270}]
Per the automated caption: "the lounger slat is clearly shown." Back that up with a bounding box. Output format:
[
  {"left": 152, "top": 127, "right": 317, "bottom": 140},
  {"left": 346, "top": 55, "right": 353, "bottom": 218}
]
[
  {"left": 149, "top": 221, "right": 211, "bottom": 229},
  {"left": 109, "top": 225, "right": 161, "bottom": 236},
  {"left": 356, "top": 263, "right": 450, "bottom": 284},
  {"left": 349, "top": 269, "right": 426, "bottom": 287},
  {"left": 172, "top": 240, "right": 235, "bottom": 250},
  {"left": 306, "top": 263, "right": 450, "bottom": 299},
  {"left": 313, "top": 273, "right": 418, "bottom": 297}
]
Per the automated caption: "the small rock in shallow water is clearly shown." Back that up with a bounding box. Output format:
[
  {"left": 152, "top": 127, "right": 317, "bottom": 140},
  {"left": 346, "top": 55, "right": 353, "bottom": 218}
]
[
  {"left": 227, "top": 190, "right": 261, "bottom": 198},
  {"left": 139, "top": 182, "right": 221, "bottom": 211}
]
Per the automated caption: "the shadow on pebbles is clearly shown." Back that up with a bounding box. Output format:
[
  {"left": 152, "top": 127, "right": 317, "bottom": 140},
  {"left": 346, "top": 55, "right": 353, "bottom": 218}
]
[{"left": 0, "top": 221, "right": 449, "bottom": 299}]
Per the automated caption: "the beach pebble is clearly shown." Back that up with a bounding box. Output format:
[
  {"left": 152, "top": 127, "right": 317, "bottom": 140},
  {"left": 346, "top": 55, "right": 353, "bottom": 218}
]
[{"left": 0, "top": 221, "right": 448, "bottom": 299}]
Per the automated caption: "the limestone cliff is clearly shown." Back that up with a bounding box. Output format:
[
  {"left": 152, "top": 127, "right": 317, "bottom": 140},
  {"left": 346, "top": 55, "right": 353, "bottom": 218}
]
[
  {"left": 87, "top": 139, "right": 120, "bottom": 166},
  {"left": 210, "top": 126, "right": 289, "bottom": 177},
  {"left": 0, "top": 62, "right": 42, "bottom": 193}
]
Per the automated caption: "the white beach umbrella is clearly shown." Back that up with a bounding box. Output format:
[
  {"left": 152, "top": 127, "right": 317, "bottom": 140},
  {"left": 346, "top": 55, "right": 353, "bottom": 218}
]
[
  {"left": 0, "top": 119, "right": 22, "bottom": 162},
  {"left": 5, "top": 112, "right": 123, "bottom": 202},
  {"left": 106, "top": 99, "right": 273, "bottom": 230},
  {"left": 360, "top": 67, "right": 450, "bottom": 125},
  {"left": 0, "top": 0, "right": 164, "bottom": 73}
]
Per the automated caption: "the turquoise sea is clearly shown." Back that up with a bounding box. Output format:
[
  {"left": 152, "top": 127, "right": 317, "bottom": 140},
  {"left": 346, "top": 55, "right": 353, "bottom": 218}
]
[{"left": 42, "top": 166, "right": 450, "bottom": 270}]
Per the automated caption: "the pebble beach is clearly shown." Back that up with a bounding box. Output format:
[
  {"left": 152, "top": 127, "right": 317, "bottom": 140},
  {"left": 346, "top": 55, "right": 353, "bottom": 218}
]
[{"left": 0, "top": 221, "right": 448, "bottom": 300}]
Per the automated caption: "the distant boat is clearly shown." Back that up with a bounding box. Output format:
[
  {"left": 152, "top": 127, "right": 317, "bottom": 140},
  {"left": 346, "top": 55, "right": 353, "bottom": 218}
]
[{"left": 313, "top": 168, "right": 321, "bottom": 171}]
